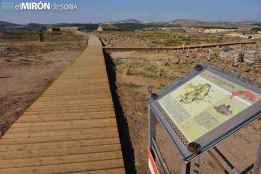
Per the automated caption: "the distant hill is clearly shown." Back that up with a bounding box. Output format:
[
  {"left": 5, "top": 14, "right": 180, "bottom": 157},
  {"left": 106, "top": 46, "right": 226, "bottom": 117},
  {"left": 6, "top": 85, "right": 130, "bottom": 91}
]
[
  {"left": 51, "top": 23, "right": 99, "bottom": 31},
  {"left": 170, "top": 19, "right": 261, "bottom": 29},
  {"left": 0, "top": 21, "right": 22, "bottom": 28},
  {"left": 171, "top": 19, "right": 237, "bottom": 28},
  {"left": 115, "top": 19, "right": 142, "bottom": 24},
  {"left": 171, "top": 19, "right": 206, "bottom": 26},
  {"left": 253, "top": 22, "right": 261, "bottom": 26},
  {"left": 0, "top": 19, "right": 260, "bottom": 33},
  {"left": 0, "top": 21, "right": 99, "bottom": 32},
  {"left": 106, "top": 19, "right": 142, "bottom": 24}
]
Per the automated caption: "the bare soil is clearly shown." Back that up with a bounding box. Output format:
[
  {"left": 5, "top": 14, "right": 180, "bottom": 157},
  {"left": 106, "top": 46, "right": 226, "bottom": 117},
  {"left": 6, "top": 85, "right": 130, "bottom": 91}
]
[
  {"left": 98, "top": 31, "right": 245, "bottom": 48},
  {"left": 0, "top": 32, "right": 86, "bottom": 133},
  {"left": 1, "top": 30, "right": 260, "bottom": 174},
  {"left": 103, "top": 32, "right": 261, "bottom": 174}
]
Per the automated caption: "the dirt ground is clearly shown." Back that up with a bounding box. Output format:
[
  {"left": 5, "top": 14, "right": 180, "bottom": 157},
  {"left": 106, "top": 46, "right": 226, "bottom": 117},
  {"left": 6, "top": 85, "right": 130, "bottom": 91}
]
[
  {"left": 101, "top": 32, "right": 261, "bottom": 174},
  {"left": 98, "top": 31, "right": 244, "bottom": 48},
  {"left": 0, "top": 30, "right": 260, "bottom": 174},
  {"left": 0, "top": 32, "right": 86, "bottom": 134}
]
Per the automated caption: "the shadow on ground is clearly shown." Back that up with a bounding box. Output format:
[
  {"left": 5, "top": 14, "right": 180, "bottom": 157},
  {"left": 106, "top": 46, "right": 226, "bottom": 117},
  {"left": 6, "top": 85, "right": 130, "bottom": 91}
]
[{"left": 104, "top": 50, "right": 137, "bottom": 174}]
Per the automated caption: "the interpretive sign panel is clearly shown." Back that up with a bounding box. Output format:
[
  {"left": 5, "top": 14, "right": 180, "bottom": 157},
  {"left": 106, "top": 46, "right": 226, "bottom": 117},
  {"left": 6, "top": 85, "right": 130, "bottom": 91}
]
[
  {"left": 150, "top": 64, "right": 261, "bottom": 160},
  {"left": 159, "top": 70, "right": 260, "bottom": 142}
]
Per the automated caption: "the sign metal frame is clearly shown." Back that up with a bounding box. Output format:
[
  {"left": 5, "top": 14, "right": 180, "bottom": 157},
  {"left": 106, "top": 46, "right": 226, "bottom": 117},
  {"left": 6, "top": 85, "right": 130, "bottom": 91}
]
[{"left": 149, "top": 64, "right": 261, "bottom": 162}]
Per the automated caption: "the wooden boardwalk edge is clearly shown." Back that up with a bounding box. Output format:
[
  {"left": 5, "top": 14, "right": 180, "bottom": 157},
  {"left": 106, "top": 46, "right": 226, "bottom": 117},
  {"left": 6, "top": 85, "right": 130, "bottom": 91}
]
[{"left": 0, "top": 35, "right": 126, "bottom": 174}]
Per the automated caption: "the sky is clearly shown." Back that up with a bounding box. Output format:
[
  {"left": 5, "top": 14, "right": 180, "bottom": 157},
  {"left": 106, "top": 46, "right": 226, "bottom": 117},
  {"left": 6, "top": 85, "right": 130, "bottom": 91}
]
[{"left": 0, "top": 0, "right": 260, "bottom": 24}]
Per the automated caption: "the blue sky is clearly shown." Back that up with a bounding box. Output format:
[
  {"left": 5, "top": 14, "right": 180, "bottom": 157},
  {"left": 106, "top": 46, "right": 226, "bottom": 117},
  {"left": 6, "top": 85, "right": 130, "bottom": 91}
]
[{"left": 0, "top": 0, "right": 260, "bottom": 24}]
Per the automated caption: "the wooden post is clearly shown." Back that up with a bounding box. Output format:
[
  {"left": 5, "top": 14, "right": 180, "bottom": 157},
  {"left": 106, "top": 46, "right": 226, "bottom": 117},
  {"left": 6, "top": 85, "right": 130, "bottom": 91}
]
[
  {"left": 198, "top": 47, "right": 202, "bottom": 57},
  {"left": 186, "top": 48, "right": 190, "bottom": 58},
  {"left": 39, "top": 29, "right": 45, "bottom": 42},
  {"left": 233, "top": 56, "right": 239, "bottom": 67},
  {"left": 208, "top": 48, "right": 212, "bottom": 61}
]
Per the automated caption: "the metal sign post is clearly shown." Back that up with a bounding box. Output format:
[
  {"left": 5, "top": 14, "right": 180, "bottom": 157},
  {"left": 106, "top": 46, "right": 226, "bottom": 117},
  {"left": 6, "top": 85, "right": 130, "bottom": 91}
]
[{"left": 254, "top": 139, "right": 261, "bottom": 174}]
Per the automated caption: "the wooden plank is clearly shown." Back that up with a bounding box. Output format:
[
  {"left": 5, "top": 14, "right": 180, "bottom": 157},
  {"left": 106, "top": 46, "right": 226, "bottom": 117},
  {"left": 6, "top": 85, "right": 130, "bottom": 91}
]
[
  {"left": 26, "top": 107, "right": 114, "bottom": 112},
  {"left": 2, "top": 127, "right": 118, "bottom": 140},
  {"left": 0, "top": 151, "right": 123, "bottom": 169},
  {"left": 0, "top": 35, "right": 125, "bottom": 173},
  {"left": 16, "top": 114, "right": 116, "bottom": 123},
  {"left": 27, "top": 105, "right": 114, "bottom": 111},
  {"left": 1, "top": 128, "right": 118, "bottom": 145},
  {"left": 32, "top": 99, "right": 113, "bottom": 104},
  {"left": 8, "top": 119, "right": 117, "bottom": 133},
  {"left": 22, "top": 110, "right": 115, "bottom": 116},
  {"left": 0, "top": 159, "right": 124, "bottom": 174},
  {"left": 11, "top": 118, "right": 116, "bottom": 128},
  {"left": 34, "top": 95, "right": 112, "bottom": 100},
  {"left": 0, "top": 143, "right": 122, "bottom": 160},
  {"left": 69, "top": 168, "right": 125, "bottom": 174},
  {"left": 0, "top": 138, "right": 119, "bottom": 152}
]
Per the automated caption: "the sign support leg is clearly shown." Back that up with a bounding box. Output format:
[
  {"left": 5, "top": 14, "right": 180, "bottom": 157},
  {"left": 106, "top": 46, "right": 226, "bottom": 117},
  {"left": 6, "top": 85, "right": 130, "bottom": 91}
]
[
  {"left": 181, "top": 162, "right": 191, "bottom": 174},
  {"left": 191, "top": 157, "right": 201, "bottom": 174},
  {"left": 208, "top": 147, "right": 240, "bottom": 174},
  {"left": 253, "top": 138, "right": 261, "bottom": 174}
]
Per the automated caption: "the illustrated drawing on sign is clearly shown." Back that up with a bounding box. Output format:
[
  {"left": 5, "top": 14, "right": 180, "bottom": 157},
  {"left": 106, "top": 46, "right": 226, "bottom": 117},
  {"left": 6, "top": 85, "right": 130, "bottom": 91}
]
[{"left": 178, "top": 83, "right": 211, "bottom": 104}]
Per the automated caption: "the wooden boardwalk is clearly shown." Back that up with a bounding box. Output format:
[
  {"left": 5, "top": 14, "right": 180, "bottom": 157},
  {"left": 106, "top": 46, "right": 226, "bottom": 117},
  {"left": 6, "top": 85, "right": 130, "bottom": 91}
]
[{"left": 0, "top": 35, "right": 125, "bottom": 174}]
